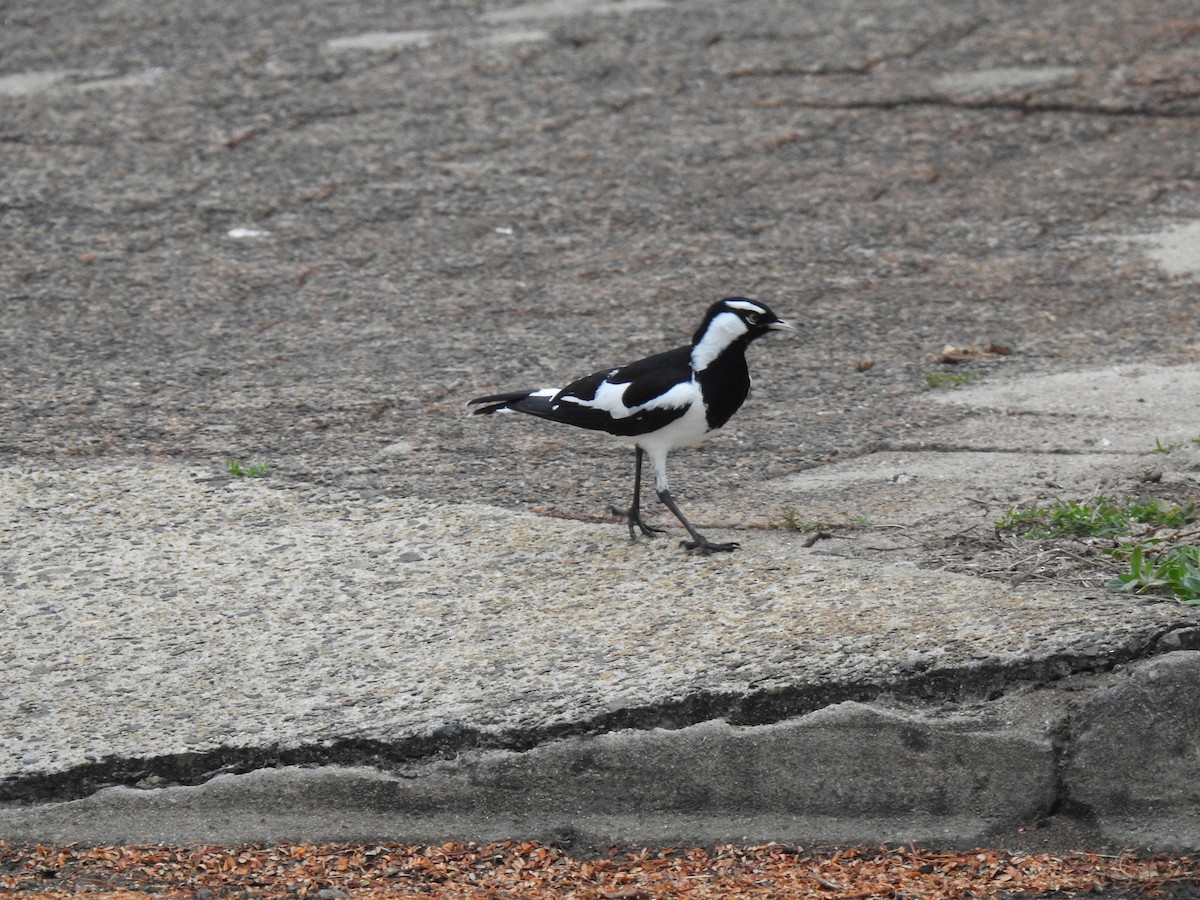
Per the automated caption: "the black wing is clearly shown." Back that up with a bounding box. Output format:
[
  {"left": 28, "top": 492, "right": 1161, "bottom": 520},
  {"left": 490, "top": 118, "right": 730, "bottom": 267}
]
[
  {"left": 548, "top": 346, "right": 694, "bottom": 437},
  {"left": 469, "top": 346, "right": 696, "bottom": 438}
]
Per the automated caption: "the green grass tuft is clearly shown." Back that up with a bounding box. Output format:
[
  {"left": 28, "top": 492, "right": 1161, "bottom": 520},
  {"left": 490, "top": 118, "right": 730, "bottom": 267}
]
[
  {"left": 226, "top": 459, "right": 271, "bottom": 478},
  {"left": 997, "top": 494, "right": 1200, "bottom": 603},
  {"left": 995, "top": 495, "right": 1195, "bottom": 540}
]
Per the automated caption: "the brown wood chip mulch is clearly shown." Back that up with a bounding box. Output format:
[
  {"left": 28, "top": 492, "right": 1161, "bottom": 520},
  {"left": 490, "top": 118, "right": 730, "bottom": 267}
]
[{"left": 3, "top": 840, "right": 1199, "bottom": 899}]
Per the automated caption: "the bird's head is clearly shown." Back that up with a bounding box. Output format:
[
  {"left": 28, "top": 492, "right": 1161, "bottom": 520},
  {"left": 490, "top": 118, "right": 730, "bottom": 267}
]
[{"left": 691, "top": 297, "right": 799, "bottom": 368}]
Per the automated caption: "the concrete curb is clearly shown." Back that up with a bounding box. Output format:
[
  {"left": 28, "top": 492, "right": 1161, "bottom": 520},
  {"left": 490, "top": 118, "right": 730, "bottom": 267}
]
[
  {"left": 5, "top": 651, "right": 1199, "bottom": 851},
  {"left": 1065, "top": 651, "right": 1200, "bottom": 850}
]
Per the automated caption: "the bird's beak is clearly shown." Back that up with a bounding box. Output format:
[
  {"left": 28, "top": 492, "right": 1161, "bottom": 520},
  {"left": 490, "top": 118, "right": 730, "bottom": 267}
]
[{"left": 769, "top": 319, "right": 801, "bottom": 333}]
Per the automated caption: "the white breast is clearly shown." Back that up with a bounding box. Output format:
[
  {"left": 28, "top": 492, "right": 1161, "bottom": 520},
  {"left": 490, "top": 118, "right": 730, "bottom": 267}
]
[{"left": 633, "top": 391, "right": 712, "bottom": 454}]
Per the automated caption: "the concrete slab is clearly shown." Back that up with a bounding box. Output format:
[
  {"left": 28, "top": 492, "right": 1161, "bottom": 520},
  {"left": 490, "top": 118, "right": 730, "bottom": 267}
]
[
  {"left": 2, "top": 437, "right": 1199, "bottom": 849},
  {"left": 772, "top": 449, "right": 1134, "bottom": 527},
  {"left": 5, "top": 460, "right": 1185, "bottom": 786},
  {"left": 926, "top": 363, "right": 1200, "bottom": 454},
  {"left": 765, "top": 363, "right": 1200, "bottom": 544}
]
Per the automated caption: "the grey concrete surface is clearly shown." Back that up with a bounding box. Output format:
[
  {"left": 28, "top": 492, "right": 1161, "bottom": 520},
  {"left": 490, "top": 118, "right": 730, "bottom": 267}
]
[
  {"left": 3, "top": 0, "right": 1200, "bottom": 851},
  {"left": 1066, "top": 651, "right": 1200, "bottom": 851},
  {"left": 0, "top": 704, "right": 1061, "bottom": 848}
]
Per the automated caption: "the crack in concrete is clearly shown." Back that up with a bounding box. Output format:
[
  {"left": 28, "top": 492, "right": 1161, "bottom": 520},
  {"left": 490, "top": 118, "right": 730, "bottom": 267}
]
[
  {"left": 4, "top": 623, "right": 1196, "bottom": 809},
  {"left": 879, "top": 442, "right": 1129, "bottom": 456},
  {"left": 755, "top": 94, "right": 1200, "bottom": 118}
]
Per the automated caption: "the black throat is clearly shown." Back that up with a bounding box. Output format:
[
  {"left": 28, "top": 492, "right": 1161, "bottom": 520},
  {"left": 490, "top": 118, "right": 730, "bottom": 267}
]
[{"left": 696, "top": 339, "right": 752, "bottom": 431}]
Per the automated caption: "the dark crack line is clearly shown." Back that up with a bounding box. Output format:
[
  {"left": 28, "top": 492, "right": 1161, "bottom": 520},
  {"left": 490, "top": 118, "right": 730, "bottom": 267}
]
[
  {"left": 876, "top": 442, "right": 1140, "bottom": 456},
  {"left": 754, "top": 94, "right": 1199, "bottom": 119},
  {"left": 3, "top": 623, "right": 1198, "bottom": 807}
]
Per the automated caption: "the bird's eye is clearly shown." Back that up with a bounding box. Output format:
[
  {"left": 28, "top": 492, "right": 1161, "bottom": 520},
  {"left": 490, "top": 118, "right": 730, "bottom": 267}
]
[{"left": 744, "top": 312, "right": 760, "bottom": 325}]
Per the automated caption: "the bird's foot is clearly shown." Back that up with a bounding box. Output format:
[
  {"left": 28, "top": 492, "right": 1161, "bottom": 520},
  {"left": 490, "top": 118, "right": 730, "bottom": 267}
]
[
  {"left": 682, "top": 536, "right": 740, "bottom": 555},
  {"left": 611, "top": 504, "right": 667, "bottom": 539}
]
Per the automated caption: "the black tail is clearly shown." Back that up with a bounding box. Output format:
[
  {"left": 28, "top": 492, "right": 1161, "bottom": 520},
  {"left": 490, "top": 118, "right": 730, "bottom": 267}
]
[
  {"left": 468, "top": 390, "right": 546, "bottom": 416},
  {"left": 468, "top": 388, "right": 566, "bottom": 421}
]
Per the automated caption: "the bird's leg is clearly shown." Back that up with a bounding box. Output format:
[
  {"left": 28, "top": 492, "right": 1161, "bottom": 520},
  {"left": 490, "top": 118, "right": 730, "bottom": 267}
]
[
  {"left": 656, "top": 488, "right": 740, "bottom": 555},
  {"left": 612, "top": 446, "right": 666, "bottom": 539}
]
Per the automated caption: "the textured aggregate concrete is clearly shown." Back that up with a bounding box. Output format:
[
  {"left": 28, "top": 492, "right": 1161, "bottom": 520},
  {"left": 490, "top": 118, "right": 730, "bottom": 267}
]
[
  {"left": 3, "top": 0, "right": 1200, "bottom": 850},
  {"left": 1065, "top": 652, "right": 1200, "bottom": 850},
  {"left": 0, "top": 704, "right": 1061, "bottom": 847},
  {"left": 3, "top": 458, "right": 1188, "bottom": 785}
]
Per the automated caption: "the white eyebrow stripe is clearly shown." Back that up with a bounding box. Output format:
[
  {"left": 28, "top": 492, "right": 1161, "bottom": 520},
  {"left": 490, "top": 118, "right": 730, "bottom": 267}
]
[{"left": 724, "top": 299, "right": 767, "bottom": 314}]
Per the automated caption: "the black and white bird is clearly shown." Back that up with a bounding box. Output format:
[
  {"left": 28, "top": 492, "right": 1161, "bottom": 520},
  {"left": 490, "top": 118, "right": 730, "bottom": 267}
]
[{"left": 468, "top": 298, "right": 798, "bottom": 555}]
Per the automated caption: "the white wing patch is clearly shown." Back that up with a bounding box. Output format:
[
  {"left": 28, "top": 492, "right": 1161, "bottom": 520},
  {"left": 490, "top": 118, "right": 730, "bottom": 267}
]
[
  {"left": 637, "top": 380, "right": 698, "bottom": 412},
  {"left": 558, "top": 377, "right": 697, "bottom": 418}
]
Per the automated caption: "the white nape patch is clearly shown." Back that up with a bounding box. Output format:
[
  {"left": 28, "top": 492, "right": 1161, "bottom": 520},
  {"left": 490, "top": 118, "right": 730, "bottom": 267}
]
[{"left": 691, "top": 311, "right": 750, "bottom": 371}]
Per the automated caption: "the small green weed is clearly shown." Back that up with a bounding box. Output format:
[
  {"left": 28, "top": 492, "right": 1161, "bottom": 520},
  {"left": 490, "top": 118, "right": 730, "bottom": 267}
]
[
  {"left": 995, "top": 495, "right": 1196, "bottom": 540},
  {"left": 226, "top": 459, "right": 270, "bottom": 478},
  {"left": 925, "top": 371, "right": 980, "bottom": 390},
  {"left": 997, "top": 493, "right": 1200, "bottom": 603},
  {"left": 1154, "top": 437, "right": 1178, "bottom": 454},
  {"left": 1108, "top": 544, "right": 1200, "bottom": 604}
]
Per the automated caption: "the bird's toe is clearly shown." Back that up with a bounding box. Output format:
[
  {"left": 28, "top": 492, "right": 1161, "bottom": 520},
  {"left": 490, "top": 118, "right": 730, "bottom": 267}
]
[
  {"left": 683, "top": 537, "right": 740, "bottom": 555},
  {"left": 612, "top": 505, "right": 666, "bottom": 539}
]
